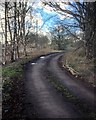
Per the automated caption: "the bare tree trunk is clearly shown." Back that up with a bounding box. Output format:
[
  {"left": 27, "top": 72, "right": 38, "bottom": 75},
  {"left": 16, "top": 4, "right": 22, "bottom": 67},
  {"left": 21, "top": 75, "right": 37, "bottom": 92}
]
[
  {"left": 7, "top": 10, "right": 13, "bottom": 62},
  {"left": 35, "top": 20, "right": 38, "bottom": 48},
  {"left": 22, "top": 2, "right": 27, "bottom": 56},
  {"left": 11, "top": 2, "right": 17, "bottom": 62},
  {"left": 84, "top": 2, "right": 96, "bottom": 59},
  {"left": 5, "top": 2, "right": 8, "bottom": 64},
  {"left": 16, "top": 3, "right": 21, "bottom": 59}
]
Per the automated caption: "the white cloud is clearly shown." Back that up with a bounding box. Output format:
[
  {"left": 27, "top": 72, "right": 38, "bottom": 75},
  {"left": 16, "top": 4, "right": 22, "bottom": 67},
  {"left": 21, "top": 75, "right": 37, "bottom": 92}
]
[
  {"left": 30, "top": 0, "right": 43, "bottom": 9},
  {"left": 58, "top": 14, "right": 66, "bottom": 20},
  {"left": 34, "top": 13, "right": 43, "bottom": 27}
]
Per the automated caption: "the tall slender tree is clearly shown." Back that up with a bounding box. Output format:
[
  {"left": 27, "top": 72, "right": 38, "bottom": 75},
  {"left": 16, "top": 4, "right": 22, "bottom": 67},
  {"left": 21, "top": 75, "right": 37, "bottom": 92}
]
[{"left": 5, "top": 2, "right": 8, "bottom": 64}]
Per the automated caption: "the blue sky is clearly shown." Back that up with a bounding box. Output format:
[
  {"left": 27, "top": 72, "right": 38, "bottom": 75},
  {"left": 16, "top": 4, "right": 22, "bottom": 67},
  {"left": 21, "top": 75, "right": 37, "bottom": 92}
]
[
  {"left": 34, "top": 8, "right": 60, "bottom": 29},
  {"left": 29, "top": 1, "right": 80, "bottom": 35}
]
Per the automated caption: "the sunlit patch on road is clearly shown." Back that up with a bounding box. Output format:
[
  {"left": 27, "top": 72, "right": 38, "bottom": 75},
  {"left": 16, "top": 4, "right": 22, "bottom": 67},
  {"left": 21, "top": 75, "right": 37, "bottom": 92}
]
[
  {"left": 40, "top": 56, "right": 45, "bottom": 59},
  {"left": 31, "top": 63, "right": 36, "bottom": 65}
]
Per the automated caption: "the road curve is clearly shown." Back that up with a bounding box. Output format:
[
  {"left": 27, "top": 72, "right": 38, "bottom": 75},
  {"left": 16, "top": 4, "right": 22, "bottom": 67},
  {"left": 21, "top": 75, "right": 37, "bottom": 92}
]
[
  {"left": 24, "top": 52, "right": 95, "bottom": 118},
  {"left": 48, "top": 54, "right": 95, "bottom": 109}
]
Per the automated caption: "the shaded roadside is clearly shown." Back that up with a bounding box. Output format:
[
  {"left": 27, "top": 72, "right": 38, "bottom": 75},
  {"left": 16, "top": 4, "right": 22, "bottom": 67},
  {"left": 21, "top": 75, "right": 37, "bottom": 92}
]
[{"left": 2, "top": 58, "right": 30, "bottom": 119}]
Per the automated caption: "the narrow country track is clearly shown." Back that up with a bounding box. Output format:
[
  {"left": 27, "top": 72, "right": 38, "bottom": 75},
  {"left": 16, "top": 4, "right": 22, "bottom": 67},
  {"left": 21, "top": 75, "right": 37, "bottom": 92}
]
[{"left": 24, "top": 52, "right": 96, "bottom": 119}]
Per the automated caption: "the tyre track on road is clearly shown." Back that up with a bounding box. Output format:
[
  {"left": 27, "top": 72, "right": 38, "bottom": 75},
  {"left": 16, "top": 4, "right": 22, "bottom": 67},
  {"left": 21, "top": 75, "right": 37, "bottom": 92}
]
[{"left": 24, "top": 53, "right": 82, "bottom": 118}]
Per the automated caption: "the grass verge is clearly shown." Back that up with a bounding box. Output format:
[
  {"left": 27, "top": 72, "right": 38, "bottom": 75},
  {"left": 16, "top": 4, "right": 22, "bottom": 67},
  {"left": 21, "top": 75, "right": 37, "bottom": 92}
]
[{"left": 2, "top": 57, "right": 32, "bottom": 119}]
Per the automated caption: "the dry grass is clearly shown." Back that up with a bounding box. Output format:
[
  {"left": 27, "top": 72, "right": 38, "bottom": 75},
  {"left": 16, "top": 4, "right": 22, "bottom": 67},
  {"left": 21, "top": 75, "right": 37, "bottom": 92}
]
[
  {"left": 26, "top": 47, "right": 60, "bottom": 57},
  {"left": 2, "top": 47, "right": 60, "bottom": 64},
  {"left": 62, "top": 47, "right": 95, "bottom": 86}
]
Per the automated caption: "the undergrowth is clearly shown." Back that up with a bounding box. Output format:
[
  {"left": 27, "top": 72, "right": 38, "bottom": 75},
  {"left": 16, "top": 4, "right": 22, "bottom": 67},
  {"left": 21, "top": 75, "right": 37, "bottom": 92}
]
[
  {"left": 2, "top": 57, "right": 32, "bottom": 119},
  {"left": 62, "top": 47, "right": 95, "bottom": 86}
]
